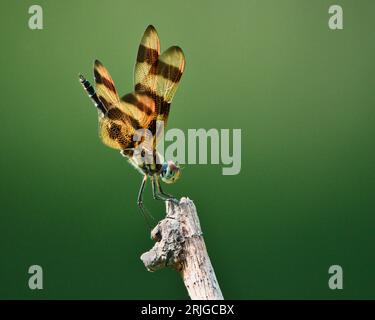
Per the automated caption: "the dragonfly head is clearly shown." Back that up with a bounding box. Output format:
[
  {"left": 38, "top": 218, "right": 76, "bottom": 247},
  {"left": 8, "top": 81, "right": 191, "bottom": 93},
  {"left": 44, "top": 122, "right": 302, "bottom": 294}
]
[{"left": 160, "top": 160, "right": 181, "bottom": 184}]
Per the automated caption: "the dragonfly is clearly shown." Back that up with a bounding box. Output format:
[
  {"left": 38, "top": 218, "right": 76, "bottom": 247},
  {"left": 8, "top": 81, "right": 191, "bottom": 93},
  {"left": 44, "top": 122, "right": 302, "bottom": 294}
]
[{"left": 79, "top": 25, "right": 185, "bottom": 220}]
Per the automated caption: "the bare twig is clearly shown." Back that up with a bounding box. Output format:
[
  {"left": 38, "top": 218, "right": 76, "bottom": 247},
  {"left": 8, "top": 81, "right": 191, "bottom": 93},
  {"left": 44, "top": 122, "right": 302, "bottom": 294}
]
[{"left": 140, "top": 197, "right": 224, "bottom": 300}]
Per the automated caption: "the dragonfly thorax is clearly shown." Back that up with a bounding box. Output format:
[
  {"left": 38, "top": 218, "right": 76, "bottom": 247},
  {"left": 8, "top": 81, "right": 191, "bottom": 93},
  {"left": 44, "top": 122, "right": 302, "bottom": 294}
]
[{"left": 124, "top": 149, "right": 163, "bottom": 176}]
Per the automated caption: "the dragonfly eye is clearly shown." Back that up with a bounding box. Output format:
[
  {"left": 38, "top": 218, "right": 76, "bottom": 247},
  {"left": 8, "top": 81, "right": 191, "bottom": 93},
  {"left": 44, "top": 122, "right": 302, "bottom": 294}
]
[{"left": 161, "top": 160, "right": 181, "bottom": 184}]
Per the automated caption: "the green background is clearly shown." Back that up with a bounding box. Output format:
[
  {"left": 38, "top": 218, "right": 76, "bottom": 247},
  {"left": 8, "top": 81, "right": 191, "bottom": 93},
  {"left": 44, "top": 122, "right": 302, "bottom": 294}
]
[{"left": 0, "top": 0, "right": 374, "bottom": 299}]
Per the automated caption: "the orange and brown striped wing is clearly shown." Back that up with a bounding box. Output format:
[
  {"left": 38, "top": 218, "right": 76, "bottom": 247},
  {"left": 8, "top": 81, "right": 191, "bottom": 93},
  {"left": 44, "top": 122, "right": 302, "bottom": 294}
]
[
  {"left": 135, "top": 45, "right": 185, "bottom": 144},
  {"left": 93, "top": 60, "right": 143, "bottom": 150},
  {"left": 153, "top": 45, "right": 185, "bottom": 126},
  {"left": 134, "top": 26, "right": 185, "bottom": 129},
  {"left": 99, "top": 107, "right": 143, "bottom": 151},
  {"left": 94, "top": 59, "right": 120, "bottom": 109},
  {"left": 99, "top": 116, "right": 131, "bottom": 150},
  {"left": 95, "top": 26, "right": 184, "bottom": 153},
  {"left": 134, "top": 25, "right": 160, "bottom": 91},
  {"left": 120, "top": 92, "right": 157, "bottom": 130}
]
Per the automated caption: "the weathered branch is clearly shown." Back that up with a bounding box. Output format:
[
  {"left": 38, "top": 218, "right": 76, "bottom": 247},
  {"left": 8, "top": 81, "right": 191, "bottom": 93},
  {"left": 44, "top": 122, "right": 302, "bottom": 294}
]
[{"left": 140, "top": 197, "right": 224, "bottom": 300}]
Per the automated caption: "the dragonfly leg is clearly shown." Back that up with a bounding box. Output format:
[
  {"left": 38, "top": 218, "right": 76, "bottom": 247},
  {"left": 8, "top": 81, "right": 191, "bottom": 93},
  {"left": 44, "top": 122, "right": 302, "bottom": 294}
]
[
  {"left": 152, "top": 176, "right": 179, "bottom": 205},
  {"left": 137, "top": 175, "right": 154, "bottom": 228},
  {"left": 151, "top": 176, "right": 165, "bottom": 201},
  {"left": 137, "top": 175, "right": 147, "bottom": 206}
]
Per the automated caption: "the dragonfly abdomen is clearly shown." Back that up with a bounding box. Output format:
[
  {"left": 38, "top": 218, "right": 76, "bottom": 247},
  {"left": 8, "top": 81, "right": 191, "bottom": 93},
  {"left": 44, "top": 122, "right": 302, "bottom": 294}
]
[{"left": 79, "top": 74, "right": 107, "bottom": 114}]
